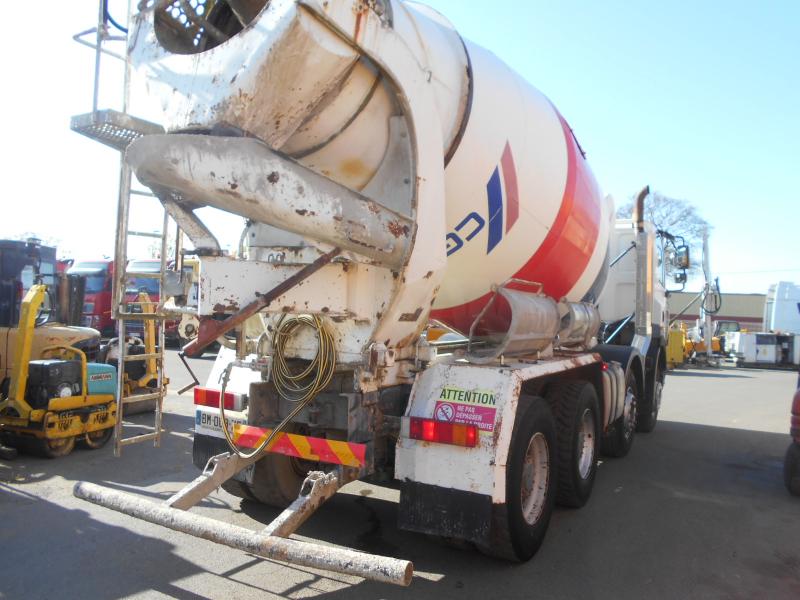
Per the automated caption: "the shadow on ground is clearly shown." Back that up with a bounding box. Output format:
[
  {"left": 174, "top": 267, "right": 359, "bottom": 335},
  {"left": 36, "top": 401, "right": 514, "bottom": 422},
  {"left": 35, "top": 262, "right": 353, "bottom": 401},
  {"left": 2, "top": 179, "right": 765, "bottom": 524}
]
[
  {"left": 231, "top": 420, "right": 800, "bottom": 600},
  {"left": 667, "top": 370, "right": 753, "bottom": 379},
  {"left": 2, "top": 419, "right": 799, "bottom": 599},
  {"left": 0, "top": 411, "right": 196, "bottom": 488}
]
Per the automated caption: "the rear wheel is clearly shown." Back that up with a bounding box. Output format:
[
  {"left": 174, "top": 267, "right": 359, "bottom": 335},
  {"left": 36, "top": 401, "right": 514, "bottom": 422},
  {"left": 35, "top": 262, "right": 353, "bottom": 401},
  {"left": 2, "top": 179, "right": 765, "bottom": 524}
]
[
  {"left": 785, "top": 443, "right": 800, "bottom": 496},
  {"left": 637, "top": 356, "right": 662, "bottom": 433},
  {"left": 78, "top": 427, "right": 113, "bottom": 450},
  {"left": 480, "top": 396, "right": 557, "bottom": 561},
  {"left": 245, "top": 453, "right": 311, "bottom": 508},
  {"left": 34, "top": 436, "right": 76, "bottom": 458},
  {"left": 603, "top": 368, "right": 638, "bottom": 458},
  {"left": 238, "top": 425, "right": 317, "bottom": 508},
  {"left": 546, "top": 382, "right": 600, "bottom": 507}
]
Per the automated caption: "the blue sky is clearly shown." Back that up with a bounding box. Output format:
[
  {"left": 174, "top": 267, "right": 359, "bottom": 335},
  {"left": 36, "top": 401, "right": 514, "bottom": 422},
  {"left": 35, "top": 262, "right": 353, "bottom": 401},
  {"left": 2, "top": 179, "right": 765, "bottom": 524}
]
[{"left": 0, "top": 1, "right": 797, "bottom": 294}]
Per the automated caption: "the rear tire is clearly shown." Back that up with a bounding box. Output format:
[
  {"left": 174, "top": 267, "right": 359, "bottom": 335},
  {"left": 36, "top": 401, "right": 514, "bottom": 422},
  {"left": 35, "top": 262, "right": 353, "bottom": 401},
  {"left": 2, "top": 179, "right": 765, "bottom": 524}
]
[
  {"left": 603, "top": 368, "right": 638, "bottom": 458},
  {"left": 479, "top": 396, "right": 556, "bottom": 561},
  {"left": 785, "top": 443, "right": 800, "bottom": 497},
  {"left": 246, "top": 453, "right": 310, "bottom": 508},
  {"left": 78, "top": 427, "right": 113, "bottom": 450},
  {"left": 637, "top": 356, "right": 662, "bottom": 433},
  {"left": 546, "top": 382, "right": 600, "bottom": 508},
  {"left": 31, "top": 436, "right": 76, "bottom": 458}
]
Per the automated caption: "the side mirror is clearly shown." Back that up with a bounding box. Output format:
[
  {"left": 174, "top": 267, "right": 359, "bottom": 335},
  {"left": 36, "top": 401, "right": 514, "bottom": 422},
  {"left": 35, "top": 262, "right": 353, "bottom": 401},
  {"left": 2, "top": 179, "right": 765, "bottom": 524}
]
[
  {"left": 674, "top": 245, "right": 690, "bottom": 269},
  {"left": 674, "top": 272, "right": 687, "bottom": 284}
]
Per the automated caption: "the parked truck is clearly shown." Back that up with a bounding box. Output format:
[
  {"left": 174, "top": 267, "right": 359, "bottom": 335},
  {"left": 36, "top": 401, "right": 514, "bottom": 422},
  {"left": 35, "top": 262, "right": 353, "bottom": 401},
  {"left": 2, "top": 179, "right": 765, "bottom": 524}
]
[{"left": 72, "top": 0, "right": 686, "bottom": 585}]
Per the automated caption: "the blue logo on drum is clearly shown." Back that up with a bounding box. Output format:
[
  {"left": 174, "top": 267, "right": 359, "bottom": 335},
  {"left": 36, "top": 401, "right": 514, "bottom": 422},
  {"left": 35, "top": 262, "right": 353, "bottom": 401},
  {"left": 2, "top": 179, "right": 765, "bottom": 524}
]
[{"left": 446, "top": 142, "right": 518, "bottom": 256}]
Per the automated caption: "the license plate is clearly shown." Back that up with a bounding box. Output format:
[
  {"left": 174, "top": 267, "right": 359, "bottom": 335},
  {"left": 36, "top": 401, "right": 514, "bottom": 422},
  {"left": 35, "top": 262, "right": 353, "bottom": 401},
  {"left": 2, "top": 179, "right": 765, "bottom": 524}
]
[{"left": 194, "top": 406, "right": 246, "bottom": 439}]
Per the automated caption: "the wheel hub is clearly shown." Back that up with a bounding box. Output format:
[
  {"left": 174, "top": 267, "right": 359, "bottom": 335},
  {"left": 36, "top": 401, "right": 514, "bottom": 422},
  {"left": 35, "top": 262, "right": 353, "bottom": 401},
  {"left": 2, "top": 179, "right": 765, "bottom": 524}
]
[
  {"left": 623, "top": 386, "right": 637, "bottom": 440},
  {"left": 577, "top": 408, "right": 596, "bottom": 479},
  {"left": 520, "top": 432, "right": 550, "bottom": 526}
]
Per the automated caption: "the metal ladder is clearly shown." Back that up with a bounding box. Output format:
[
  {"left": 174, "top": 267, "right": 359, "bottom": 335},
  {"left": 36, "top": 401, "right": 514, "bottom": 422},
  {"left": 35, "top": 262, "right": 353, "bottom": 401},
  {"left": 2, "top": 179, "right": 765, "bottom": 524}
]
[{"left": 71, "top": 2, "right": 172, "bottom": 455}]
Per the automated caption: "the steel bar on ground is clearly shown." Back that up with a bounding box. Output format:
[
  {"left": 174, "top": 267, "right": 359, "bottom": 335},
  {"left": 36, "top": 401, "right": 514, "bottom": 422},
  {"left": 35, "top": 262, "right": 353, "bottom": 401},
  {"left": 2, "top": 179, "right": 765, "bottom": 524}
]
[{"left": 74, "top": 482, "right": 413, "bottom": 586}]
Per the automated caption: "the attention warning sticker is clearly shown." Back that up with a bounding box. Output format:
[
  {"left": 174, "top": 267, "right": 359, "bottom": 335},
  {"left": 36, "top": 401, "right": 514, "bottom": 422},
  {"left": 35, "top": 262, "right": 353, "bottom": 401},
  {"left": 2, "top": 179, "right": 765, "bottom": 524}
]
[{"left": 433, "top": 386, "right": 498, "bottom": 434}]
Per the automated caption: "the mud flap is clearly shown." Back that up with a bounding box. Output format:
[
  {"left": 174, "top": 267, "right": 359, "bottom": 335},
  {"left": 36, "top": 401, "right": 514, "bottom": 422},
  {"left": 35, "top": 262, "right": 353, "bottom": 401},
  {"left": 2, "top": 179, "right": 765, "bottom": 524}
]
[{"left": 398, "top": 480, "right": 493, "bottom": 546}]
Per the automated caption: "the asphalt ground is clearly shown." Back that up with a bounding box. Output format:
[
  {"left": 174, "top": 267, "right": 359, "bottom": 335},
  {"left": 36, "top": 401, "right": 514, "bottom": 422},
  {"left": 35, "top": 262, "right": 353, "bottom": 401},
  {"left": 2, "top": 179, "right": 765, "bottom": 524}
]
[{"left": 1, "top": 353, "right": 798, "bottom": 599}]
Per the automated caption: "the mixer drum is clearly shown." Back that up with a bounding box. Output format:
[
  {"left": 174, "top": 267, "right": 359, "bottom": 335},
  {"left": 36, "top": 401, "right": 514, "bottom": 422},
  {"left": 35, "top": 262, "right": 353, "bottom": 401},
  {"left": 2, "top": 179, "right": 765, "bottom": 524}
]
[
  {"left": 130, "top": 0, "right": 611, "bottom": 337},
  {"left": 429, "top": 39, "right": 610, "bottom": 334}
]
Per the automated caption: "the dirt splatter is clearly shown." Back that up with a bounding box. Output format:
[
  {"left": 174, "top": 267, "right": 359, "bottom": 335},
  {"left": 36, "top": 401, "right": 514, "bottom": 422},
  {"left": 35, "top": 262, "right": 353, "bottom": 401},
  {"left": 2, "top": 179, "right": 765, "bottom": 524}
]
[{"left": 387, "top": 221, "right": 410, "bottom": 238}]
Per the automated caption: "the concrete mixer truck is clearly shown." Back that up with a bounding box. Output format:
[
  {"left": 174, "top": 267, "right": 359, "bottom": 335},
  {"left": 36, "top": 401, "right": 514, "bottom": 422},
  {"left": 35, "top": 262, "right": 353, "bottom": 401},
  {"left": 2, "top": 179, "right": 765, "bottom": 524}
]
[{"left": 72, "top": 0, "right": 685, "bottom": 586}]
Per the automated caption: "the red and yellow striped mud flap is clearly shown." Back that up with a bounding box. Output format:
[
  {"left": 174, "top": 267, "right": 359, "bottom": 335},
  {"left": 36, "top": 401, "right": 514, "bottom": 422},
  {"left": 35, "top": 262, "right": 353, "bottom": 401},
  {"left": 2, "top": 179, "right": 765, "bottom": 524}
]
[{"left": 232, "top": 424, "right": 367, "bottom": 468}]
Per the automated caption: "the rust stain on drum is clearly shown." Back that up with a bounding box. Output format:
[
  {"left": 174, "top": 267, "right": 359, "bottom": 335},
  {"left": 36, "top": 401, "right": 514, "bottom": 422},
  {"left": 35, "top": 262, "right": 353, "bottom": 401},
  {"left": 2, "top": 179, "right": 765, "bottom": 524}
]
[
  {"left": 398, "top": 308, "right": 423, "bottom": 322},
  {"left": 340, "top": 158, "right": 367, "bottom": 179},
  {"left": 387, "top": 221, "right": 409, "bottom": 238}
]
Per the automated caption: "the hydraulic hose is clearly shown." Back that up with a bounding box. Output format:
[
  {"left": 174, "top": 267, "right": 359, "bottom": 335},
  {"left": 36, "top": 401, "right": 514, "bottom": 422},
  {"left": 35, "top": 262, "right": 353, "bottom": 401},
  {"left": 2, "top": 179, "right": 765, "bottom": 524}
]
[{"left": 218, "top": 314, "right": 336, "bottom": 460}]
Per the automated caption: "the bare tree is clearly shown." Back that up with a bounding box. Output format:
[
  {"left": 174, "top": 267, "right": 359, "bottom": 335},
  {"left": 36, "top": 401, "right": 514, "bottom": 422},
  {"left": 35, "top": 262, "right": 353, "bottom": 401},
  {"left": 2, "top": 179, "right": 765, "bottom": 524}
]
[{"left": 617, "top": 191, "right": 710, "bottom": 274}]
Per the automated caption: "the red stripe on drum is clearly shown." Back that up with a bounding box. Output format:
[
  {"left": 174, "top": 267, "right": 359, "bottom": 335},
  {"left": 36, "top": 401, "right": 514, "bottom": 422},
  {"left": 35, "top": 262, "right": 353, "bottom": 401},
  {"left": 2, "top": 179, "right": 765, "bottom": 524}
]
[
  {"left": 501, "top": 142, "right": 519, "bottom": 233},
  {"left": 431, "top": 114, "right": 601, "bottom": 334}
]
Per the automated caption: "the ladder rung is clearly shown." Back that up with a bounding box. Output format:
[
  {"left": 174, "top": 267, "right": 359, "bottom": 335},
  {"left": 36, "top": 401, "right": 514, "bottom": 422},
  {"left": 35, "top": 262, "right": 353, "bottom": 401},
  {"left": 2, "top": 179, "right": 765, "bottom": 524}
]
[
  {"left": 117, "top": 312, "right": 167, "bottom": 320},
  {"left": 127, "top": 230, "right": 163, "bottom": 239},
  {"left": 122, "top": 391, "right": 164, "bottom": 403},
  {"left": 118, "top": 431, "right": 161, "bottom": 447},
  {"left": 123, "top": 352, "right": 163, "bottom": 362}
]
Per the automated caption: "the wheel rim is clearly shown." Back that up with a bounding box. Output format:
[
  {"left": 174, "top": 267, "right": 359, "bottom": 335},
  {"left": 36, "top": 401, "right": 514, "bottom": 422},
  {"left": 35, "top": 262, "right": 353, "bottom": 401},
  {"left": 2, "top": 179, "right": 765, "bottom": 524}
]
[
  {"left": 623, "top": 386, "right": 637, "bottom": 441},
  {"left": 44, "top": 436, "right": 75, "bottom": 457},
  {"left": 653, "top": 381, "right": 663, "bottom": 415},
  {"left": 577, "top": 408, "right": 596, "bottom": 479},
  {"left": 84, "top": 428, "right": 112, "bottom": 449},
  {"left": 520, "top": 432, "right": 550, "bottom": 526}
]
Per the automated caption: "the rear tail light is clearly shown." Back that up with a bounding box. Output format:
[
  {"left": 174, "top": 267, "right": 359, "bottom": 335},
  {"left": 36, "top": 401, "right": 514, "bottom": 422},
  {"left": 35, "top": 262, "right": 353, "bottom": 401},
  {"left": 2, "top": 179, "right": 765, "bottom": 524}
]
[
  {"left": 193, "top": 386, "right": 245, "bottom": 411},
  {"left": 791, "top": 389, "right": 800, "bottom": 440},
  {"left": 408, "top": 417, "right": 478, "bottom": 448}
]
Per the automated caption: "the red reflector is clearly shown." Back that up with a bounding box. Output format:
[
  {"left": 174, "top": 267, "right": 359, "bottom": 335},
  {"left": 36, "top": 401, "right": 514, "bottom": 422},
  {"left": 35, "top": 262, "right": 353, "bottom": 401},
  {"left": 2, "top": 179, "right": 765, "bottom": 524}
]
[
  {"left": 193, "top": 386, "right": 237, "bottom": 410},
  {"left": 408, "top": 417, "right": 478, "bottom": 448},
  {"left": 792, "top": 389, "right": 800, "bottom": 415},
  {"left": 422, "top": 419, "right": 436, "bottom": 441}
]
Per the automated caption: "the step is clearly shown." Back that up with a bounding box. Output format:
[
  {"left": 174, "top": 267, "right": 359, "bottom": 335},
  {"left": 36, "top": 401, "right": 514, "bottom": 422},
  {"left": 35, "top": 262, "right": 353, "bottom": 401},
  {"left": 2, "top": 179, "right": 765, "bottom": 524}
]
[
  {"left": 123, "top": 352, "right": 162, "bottom": 362},
  {"left": 117, "top": 312, "right": 168, "bottom": 320},
  {"left": 71, "top": 109, "right": 164, "bottom": 152},
  {"left": 118, "top": 431, "right": 161, "bottom": 447},
  {"left": 121, "top": 391, "right": 163, "bottom": 404}
]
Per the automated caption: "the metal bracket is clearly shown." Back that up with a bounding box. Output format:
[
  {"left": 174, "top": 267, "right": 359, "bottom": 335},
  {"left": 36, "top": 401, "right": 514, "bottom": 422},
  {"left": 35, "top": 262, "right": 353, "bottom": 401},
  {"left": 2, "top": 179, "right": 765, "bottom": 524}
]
[
  {"left": 166, "top": 452, "right": 260, "bottom": 511},
  {"left": 263, "top": 471, "right": 340, "bottom": 537}
]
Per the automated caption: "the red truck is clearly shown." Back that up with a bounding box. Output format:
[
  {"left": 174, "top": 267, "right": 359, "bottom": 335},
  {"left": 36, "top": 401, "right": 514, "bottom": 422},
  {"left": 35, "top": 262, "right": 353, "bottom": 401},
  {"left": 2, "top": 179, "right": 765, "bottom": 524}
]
[
  {"left": 68, "top": 259, "right": 179, "bottom": 343},
  {"left": 66, "top": 259, "right": 115, "bottom": 337}
]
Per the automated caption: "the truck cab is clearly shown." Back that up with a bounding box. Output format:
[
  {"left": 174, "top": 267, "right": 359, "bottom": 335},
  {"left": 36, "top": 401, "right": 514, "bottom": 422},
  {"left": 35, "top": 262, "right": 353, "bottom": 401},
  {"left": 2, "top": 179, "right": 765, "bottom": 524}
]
[{"left": 67, "top": 259, "right": 115, "bottom": 337}]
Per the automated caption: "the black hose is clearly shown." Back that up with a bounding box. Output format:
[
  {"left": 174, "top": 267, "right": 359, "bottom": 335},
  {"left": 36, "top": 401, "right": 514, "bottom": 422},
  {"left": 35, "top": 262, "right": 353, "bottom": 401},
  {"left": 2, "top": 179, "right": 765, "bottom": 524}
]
[
  {"left": 103, "top": 0, "right": 129, "bottom": 34},
  {"left": 702, "top": 278, "right": 722, "bottom": 315}
]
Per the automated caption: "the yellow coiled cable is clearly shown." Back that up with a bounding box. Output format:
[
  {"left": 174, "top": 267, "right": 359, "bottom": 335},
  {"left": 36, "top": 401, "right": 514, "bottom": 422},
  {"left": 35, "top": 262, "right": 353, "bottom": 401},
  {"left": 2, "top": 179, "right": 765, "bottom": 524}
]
[{"left": 218, "top": 314, "right": 336, "bottom": 460}]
